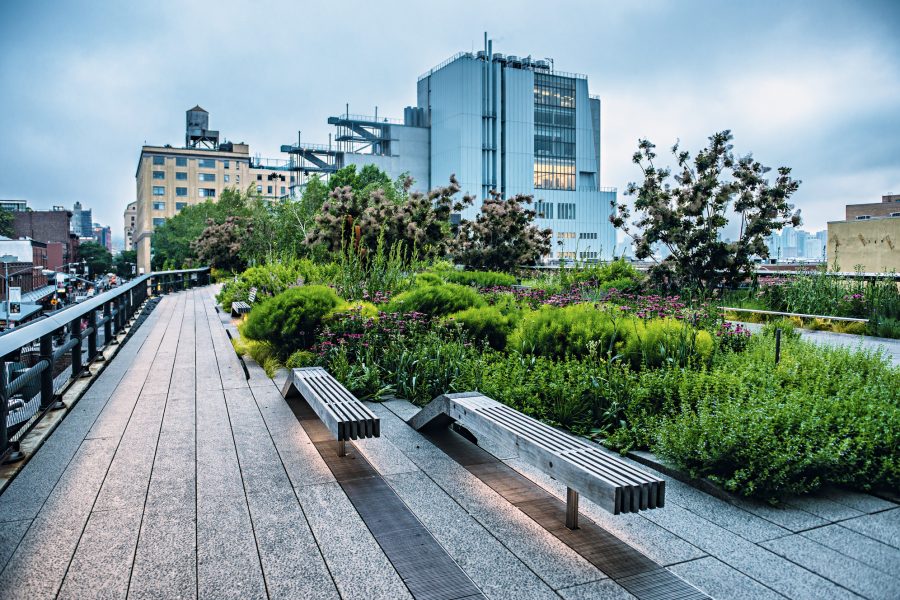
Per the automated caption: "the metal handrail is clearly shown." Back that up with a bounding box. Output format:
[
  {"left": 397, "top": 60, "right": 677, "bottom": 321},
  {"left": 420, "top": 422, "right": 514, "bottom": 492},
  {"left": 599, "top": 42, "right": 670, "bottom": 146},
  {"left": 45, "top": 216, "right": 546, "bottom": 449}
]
[{"left": 1, "top": 266, "right": 210, "bottom": 463}]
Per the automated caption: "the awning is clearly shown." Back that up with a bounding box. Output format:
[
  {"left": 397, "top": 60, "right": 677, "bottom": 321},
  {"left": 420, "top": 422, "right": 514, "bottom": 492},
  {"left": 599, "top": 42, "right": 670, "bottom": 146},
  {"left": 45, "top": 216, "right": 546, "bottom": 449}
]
[
  {"left": 0, "top": 303, "right": 44, "bottom": 322},
  {"left": 22, "top": 285, "right": 56, "bottom": 303}
]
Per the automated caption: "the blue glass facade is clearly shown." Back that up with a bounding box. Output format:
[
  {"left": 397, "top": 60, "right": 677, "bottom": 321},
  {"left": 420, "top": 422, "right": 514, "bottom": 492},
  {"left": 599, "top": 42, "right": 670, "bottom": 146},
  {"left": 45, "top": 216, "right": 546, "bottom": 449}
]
[{"left": 417, "top": 47, "right": 616, "bottom": 261}]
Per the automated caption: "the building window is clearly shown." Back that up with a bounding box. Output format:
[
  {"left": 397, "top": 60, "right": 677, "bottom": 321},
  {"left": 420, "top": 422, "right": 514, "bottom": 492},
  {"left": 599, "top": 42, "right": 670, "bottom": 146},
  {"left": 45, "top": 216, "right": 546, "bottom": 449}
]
[
  {"left": 267, "top": 186, "right": 273, "bottom": 194},
  {"left": 198, "top": 158, "right": 216, "bottom": 168},
  {"left": 891, "top": 213, "right": 900, "bottom": 217},
  {"left": 199, "top": 188, "right": 216, "bottom": 198},
  {"left": 199, "top": 173, "right": 216, "bottom": 182},
  {"left": 152, "top": 218, "right": 165, "bottom": 227},
  {"left": 256, "top": 185, "right": 262, "bottom": 193},
  {"left": 224, "top": 175, "right": 230, "bottom": 183},
  {"left": 579, "top": 251, "right": 598, "bottom": 259},
  {"left": 290, "top": 176, "right": 295, "bottom": 183},
  {"left": 223, "top": 160, "right": 229, "bottom": 169},
  {"left": 557, "top": 231, "right": 576, "bottom": 239},
  {"left": 175, "top": 157, "right": 188, "bottom": 167},
  {"left": 152, "top": 186, "right": 165, "bottom": 196},
  {"left": 558, "top": 203, "right": 576, "bottom": 220},
  {"left": 176, "top": 187, "right": 188, "bottom": 196},
  {"left": 152, "top": 156, "right": 165, "bottom": 165},
  {"left": 152, "top": 201, "right": 166, "bottom": 211},
  {"left": 176, "top": 202, "right": 188, "bottom": 211},
  {"left": 579, "top": 232, "right": 598, "bottom": 240},
  {"left": 257, "top": 174, "right": 262, "bottom": 181},
  {"left": 236, "top": 176, "right": 240, "bottom": 184},
  {"left": 558, "top": 251, "right": 576, "bottom": 260},
  {"left": 533, "top": 73, "right": 576, "bottom": 191},
  {"left": 280, "top": 186, "right": 286, "bottom": 195},
  {"left": 152, "top": 171, "right": 165, "bottom": 180},
  {"left": 534, "top": 201, "right": 553, "bottom": 219},
  {"left": 856, "top": 215, "right": 871, "bottom": 220},
  {"left": 176, "top": 171, "right": 187, "bottom": 180}
]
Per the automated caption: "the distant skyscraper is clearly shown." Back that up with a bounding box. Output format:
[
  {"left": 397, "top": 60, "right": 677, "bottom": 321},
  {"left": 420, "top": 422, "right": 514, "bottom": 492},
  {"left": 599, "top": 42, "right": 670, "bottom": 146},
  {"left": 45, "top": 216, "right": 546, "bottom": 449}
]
[{"left": 71, "top": 201, "right": 93, "bottom": 238}]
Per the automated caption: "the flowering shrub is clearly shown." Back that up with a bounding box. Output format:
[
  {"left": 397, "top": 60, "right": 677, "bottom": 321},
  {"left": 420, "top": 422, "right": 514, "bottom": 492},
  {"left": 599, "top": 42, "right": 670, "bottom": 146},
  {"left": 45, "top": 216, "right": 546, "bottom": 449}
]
[
  {"left": 716, "top": 322, "right": 752, "bottom": 352},
  {"left": 242, "top": 285, "right": 341, "bottom": 357}
]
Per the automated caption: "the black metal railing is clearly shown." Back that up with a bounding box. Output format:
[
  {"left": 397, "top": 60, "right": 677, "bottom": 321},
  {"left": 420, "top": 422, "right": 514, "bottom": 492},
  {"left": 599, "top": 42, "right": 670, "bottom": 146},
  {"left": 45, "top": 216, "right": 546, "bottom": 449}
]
[{"left": 0, "top": 267, "right": 210, "bottom": 463}]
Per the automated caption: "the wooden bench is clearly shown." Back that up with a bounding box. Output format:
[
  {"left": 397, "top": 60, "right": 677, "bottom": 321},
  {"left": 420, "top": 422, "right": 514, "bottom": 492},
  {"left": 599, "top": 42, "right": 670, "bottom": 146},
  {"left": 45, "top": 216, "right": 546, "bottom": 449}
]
[
  {"left": 230, "top": 287, "right": 257, "bottom": 317},
  {"left": 410, "top": 392, "right": 664, "bottom": 529},
  {"left": 281, "top": 367, "right": 380, "bottom": 456}
]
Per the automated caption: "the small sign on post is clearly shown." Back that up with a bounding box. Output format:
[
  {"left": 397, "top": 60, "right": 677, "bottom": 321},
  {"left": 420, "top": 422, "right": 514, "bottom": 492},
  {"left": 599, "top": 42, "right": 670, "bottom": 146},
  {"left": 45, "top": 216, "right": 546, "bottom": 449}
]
[{"left": 9, "top": 286, "right": 21, "bottom": 315}]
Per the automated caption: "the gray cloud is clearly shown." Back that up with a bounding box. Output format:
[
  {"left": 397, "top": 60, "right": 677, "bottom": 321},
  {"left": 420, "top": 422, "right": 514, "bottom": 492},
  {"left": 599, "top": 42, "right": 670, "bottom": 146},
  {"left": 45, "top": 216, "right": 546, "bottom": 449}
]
[{"left": 1, "top": 0, "right": 897, "bottom": 242}]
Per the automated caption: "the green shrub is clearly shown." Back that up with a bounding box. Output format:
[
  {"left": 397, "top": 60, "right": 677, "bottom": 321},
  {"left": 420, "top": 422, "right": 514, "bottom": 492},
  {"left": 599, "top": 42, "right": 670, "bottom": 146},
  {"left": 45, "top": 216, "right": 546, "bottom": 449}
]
[
  {"left": 243, "top": 285, "right": 341, "bottom": 357},
  {"left": 833, "top": 321, "right": 868, "bottom": 335},
  {"left": 761, "top": 318, "right": 801, "bottom": 340},
  {"left": 286, "top": 350, "right": 316, "bottom": 369},
  {"left": 443, "top": 270, "right": 517, "bottom": 288},
  {"left": 508, "top": 304, "right": 623, "bottom": 358},
  {"left": 414, "top": 272, "right": 444, "bottom": 287},
  {"left": 622, "top": 318, "right": 708, "bottom": 368},
  {"left": 327, "top": 300, "right": 379, "bottom": 321},
  {"left": 217, "top": 259, "right": 320, "bottom": 310},
  {"left": 446, "top": 306, "right": 519, "bottom": 350},
  {"left": 386, "top": 283, "right": 484, "bottom": 317},
  {"left": 871, "top": 317, "right": 900, "bottom": 339}
]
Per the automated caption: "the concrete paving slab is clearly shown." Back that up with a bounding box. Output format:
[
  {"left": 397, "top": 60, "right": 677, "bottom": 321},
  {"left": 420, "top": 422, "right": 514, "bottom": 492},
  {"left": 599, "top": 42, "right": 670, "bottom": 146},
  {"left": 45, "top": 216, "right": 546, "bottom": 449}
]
[
  {"left": 762, "top": 533, "right": 900, "bottom": 600},
  {"left": 783, "top": 494, "right": 865, "bottom": 522},
  {"left": 197, "top": 496, "right": 267, "bottom": 600},
  {"left": 668, "top": 557, "right": 783, "bottom": 600},
  {"left": 840, "top": 508, "right": 900, "bottom": 549},
  {"left": 717, "top": 543, "right": 859, "bottom": 600},
  {"left": 802, "top": 523, "right": 900, "bottom": 577},
  {"left": 129, "top": 511, "right": 196, "bottom": 600},
  {"left": 0, "top": 518, "right": 30, "bottom": 572},
  {"left": 57, "top": 508, "right": 142, "bottom": 600},
  {"left": 819, "top": 487, "right": 898, "bottom": 514},
  {"left": 505, "top": 458, "right": 707, "bottom": 567},
  {"left": 295, "top": 482, "right": 411, "bottom": 600},
  {"left": 557, "top": 579, "right": 636, "bottom": 599},
  {"left": 385, "top": 470, "right": 561, "bottom": 600}
]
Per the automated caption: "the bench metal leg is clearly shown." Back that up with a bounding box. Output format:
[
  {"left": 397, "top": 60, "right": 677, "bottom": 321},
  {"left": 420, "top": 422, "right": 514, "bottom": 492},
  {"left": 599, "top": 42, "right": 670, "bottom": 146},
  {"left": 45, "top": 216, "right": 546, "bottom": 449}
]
[
  {"left": 338, "top": 440, "right": 346, "bottom": 457},
  {"left": 566, "top": 487, "right": 579, "bottom": 530}
]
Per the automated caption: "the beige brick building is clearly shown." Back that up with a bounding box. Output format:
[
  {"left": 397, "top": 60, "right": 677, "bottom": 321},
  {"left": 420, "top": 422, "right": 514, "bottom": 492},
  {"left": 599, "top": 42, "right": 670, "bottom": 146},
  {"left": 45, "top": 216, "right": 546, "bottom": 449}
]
[
  {"left": 133, "top": 107, "right": 293, "bottom": 272},
  {"left": 123, "top": 201, "right": 136, "bottom": 251},
  {"left": 827, "top": 194, "right": 900, "bottom": 273}
]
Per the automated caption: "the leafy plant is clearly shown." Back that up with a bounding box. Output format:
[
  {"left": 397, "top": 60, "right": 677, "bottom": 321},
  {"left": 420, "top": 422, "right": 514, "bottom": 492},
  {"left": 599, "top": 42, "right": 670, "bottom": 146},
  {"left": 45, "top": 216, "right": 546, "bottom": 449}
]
[
  {"left": 611, "top": 131, "right": 801, "bottom": 292},
  {"left": 386, "top": 283, "right": 484, "bottom": 317},
  {"left": 242, "top": 285, "right": 341, "bottom": 357}
]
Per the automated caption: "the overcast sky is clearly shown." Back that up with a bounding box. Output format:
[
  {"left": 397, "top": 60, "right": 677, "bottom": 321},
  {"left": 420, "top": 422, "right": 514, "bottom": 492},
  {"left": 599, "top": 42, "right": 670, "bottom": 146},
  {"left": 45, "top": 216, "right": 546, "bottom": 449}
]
[{"left": 1, "top": 0, "right": 898, "bottom": 246}]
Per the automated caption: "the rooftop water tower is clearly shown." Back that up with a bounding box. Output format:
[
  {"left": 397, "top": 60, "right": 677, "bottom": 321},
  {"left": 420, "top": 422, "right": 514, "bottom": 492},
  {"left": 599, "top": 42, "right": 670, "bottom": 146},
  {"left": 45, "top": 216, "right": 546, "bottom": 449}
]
[{"left": 185, "top": 105, "right": 219, "bottom": 149}]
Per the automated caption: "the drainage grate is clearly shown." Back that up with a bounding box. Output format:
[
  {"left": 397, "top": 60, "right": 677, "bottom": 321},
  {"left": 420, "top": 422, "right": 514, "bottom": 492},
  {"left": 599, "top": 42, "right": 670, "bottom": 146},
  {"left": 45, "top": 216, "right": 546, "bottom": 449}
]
[
  {"left": 286, "top": 397, "right": 485, "bottom": 600},
  {"left": 425, "top": 427, "right": 708, "bottom": 600}
]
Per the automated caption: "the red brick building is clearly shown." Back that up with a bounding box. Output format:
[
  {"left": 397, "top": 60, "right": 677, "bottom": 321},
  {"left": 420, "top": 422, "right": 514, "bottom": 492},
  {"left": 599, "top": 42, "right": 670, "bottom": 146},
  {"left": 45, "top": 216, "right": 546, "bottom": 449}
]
[{"left": 12, "top": 210, "right": 79, "bottom": 270}]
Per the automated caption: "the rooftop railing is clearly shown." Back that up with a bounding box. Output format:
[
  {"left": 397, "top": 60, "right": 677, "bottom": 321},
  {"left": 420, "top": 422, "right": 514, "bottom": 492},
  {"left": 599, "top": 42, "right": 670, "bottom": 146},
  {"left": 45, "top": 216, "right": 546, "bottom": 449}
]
[{"left": 0, "top": 267, "right": 210, "bottom": 463}]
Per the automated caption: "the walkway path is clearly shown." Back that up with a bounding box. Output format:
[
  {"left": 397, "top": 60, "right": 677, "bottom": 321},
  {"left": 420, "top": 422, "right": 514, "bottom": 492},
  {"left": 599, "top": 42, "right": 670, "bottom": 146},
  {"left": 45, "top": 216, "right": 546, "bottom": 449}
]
[
  {"left": 732, "top": 321, "right": 900, "bottom": 365},
  {"left": 0, "top": 287, "right": 896, "bottom": 599}
]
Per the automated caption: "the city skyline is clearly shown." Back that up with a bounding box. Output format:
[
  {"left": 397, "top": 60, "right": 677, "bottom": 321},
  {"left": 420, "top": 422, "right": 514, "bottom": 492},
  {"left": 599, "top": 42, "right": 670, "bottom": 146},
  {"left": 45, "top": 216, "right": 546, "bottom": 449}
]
[{"left": 1, "top": 0, "right": 898, "bottom": 244}]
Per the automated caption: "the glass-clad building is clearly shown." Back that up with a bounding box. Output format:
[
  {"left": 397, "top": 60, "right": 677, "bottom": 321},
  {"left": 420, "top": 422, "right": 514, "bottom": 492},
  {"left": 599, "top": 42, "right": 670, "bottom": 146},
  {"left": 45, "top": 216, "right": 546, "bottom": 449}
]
[{"left": 417, "top": 41, "right": 615, "bottom": 261}]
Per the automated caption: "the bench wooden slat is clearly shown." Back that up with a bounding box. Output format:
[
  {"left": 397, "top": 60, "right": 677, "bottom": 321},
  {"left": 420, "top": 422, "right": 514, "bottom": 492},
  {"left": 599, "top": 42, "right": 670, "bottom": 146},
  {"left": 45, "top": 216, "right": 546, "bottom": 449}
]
[
  {"left": 410, "top": 392, "right": 664, "bottom": 517},
  {"left": 281, "top": 367, "right": 379, "bottom": 444}
]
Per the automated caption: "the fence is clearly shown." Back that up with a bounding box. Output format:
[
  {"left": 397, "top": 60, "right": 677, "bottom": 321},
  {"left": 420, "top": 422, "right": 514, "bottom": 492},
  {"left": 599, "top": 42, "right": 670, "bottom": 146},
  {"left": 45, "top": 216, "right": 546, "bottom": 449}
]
[{"left": 0, "top": 267, "right": 210, "bottom": 463}]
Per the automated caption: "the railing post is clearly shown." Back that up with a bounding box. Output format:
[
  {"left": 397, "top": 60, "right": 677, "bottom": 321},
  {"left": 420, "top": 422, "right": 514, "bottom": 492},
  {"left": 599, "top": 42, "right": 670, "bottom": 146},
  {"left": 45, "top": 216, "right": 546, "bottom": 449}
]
[
  {"left": 0, "top": 360, "right": 24, "bottom": 463},
  {"left": 110, "top": 297, "right": 121, "bottom": 345},
  {"left": 39, "top": 332, "right": 63, "bottom": 410},
  {"left": 102, "top": 301, "right": 113, "bottom": 351},
  {"left": 87, "top": 308, "right": 98, "bottom": 363},
  {"left": 566, "top": 487, "right": 580, "bottom": 530},
  {"left": 70, "top": 316, "right": 83, "bottom": 377}
]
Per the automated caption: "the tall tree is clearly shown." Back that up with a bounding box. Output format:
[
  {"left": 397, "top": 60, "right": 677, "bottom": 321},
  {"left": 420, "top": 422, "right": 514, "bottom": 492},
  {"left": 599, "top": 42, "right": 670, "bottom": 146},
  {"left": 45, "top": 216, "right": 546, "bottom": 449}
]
[
  {"left": 453, "top": 191, "right": 551, "bottom": 271},
  {"left": 611, "top": 131, "right": 801, "bottom": 292},
  {"left": 0, "top": 210, "right": 15, "bottom": 238},
  {"left": 113, "top": 250, "right": 137, "bottom": 277},
  {"left": 78, "top": 241, "right": 113, "bottom": 277},
  {"left": 193, "top": 216, "right": 248, "bottom": 272}
]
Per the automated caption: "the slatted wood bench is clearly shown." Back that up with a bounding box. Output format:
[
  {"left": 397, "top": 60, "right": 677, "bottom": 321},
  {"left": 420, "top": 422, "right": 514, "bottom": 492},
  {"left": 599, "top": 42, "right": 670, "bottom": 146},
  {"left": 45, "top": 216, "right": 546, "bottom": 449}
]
[
  {"left": 410, "top": 392, "right": 664, "bottom": 529},
  {"left": 281, "top": 367, "right": 380, "bottom": 456},
  {"left": 230, "top": 287, "right": 257, "bottom": 317}
]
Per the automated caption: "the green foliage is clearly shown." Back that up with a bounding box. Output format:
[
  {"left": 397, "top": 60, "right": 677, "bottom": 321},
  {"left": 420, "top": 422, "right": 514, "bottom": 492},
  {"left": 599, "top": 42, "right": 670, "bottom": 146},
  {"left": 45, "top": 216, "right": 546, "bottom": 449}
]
[
  {"left": 442, "top": 270, "right": 517, "bottom": 287},
  {"left": 0, "top": 210, "right": 14, "bottom": 238},
  {"left": 509, "top": 304, "right": 622, "bottom": 359},
  {"left": 285, "top": 350, "right": 316, "bottom": 369},
  {"left": 446, "top": 306, "right": 519, "bottom": 350},
  {"left": 612, "top": 131, "right": 801, "bottom": 292},
  {"left": 112, "top": 250, "right": 137, "bottom": 278},
  {"left": 243, "top": 285, "right": 341, "bottom": 357},
  {"left": 453, "top": 192, "right": 551, "bottom": 272},
  {"left": 216, "top": 260, "right": 321, "bottom": 310},
  {"left": 192, "top": 216, "right": 247, "bottom": 272},
  {"left": 307, "top": 171, "right": 466, "bottom": 261},
  {"left": 760, "top": 318, "right": 801, "bottom": 340},
  {"left": 78, "top": 241, "right": 112, "bottom": 275},
  {"left": 649, "top": 337, "right": 900, "bottom": 499},
  {"left": 387, "top": 283, "right": 484, "bottom": 317}
]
